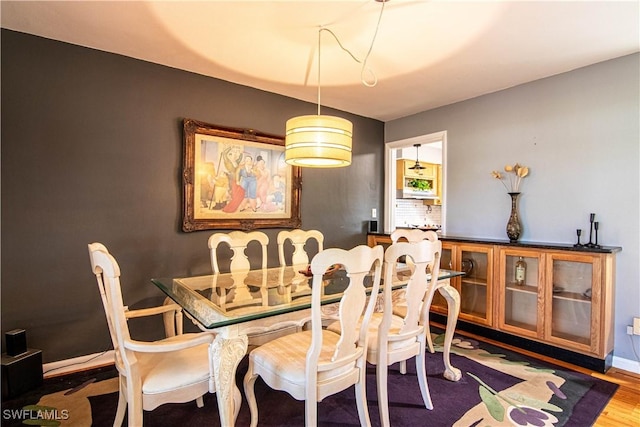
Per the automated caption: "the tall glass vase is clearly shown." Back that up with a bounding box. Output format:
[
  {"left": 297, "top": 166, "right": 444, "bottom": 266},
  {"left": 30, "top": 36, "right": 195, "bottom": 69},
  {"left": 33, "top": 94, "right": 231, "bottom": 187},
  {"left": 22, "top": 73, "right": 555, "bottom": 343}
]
[{"left": 506, "top": 192, "right": 522, "bottom": 242}]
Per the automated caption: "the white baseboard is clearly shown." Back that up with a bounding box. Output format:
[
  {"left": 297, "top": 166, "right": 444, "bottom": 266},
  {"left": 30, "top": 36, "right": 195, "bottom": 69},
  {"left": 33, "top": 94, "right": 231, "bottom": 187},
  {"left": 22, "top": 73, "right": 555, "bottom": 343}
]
[
  {"left": 612, "top": 355, "right": 640, "bottom": 374},
  {"left": 42, "top": 350, "right": 115, "bottom": 379}
]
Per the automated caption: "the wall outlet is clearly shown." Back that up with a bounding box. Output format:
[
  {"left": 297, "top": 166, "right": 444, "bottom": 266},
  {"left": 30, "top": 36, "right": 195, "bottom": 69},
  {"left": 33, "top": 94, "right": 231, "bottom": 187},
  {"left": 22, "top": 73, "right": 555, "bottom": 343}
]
[
  {"left": 633, "top": 317, "right": 640, "bottom": 335},
  {"left": 628, "top": 326, "right": 634, "bottom": 335}
]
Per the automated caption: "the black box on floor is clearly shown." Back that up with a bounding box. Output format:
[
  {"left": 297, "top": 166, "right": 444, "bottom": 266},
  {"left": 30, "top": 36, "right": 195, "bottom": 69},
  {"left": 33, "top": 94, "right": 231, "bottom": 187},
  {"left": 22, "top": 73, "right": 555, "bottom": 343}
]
[
  {"left": 6, "top": 329, "right": 27, "bottom": 356},
  {"left": 1, "top": 349, "right": 43, "bottom": 399}
]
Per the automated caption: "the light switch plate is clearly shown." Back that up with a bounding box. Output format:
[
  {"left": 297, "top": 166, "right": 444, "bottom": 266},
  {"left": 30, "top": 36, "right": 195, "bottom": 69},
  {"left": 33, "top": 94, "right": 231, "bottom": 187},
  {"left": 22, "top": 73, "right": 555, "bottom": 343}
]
[{"left": 633, "top": 317, "right": 640, "bottom": 335}]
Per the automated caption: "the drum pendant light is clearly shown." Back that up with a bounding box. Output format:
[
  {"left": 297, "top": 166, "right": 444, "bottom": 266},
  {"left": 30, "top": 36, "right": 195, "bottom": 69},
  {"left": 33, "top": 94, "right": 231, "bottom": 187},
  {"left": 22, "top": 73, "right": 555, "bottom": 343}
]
[
  {"left": 285, "top": 0, "right": 388, "bottom": 168},
  {"left": 285, "top": 29, "right": 352, "bottom": 168}
]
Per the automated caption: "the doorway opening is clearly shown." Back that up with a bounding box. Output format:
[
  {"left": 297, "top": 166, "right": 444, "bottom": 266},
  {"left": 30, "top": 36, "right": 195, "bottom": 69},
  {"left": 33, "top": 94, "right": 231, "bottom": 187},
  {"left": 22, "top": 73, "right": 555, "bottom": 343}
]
[{"left": 384, "top": 131, "right": 447, "bottom": 234}]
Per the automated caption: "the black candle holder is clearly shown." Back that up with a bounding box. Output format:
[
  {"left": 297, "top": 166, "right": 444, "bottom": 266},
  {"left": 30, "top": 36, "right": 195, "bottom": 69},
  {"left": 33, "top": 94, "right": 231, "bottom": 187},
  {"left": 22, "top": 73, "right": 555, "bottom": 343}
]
[
  {"left": 583, "top": 213, "right": 603, "bottom": 249},
  {"left": 592, "top": 221, "right": 601, "bottom": 249},
  {"left": 574, "top": 229, "right": 583, "bottom": 247},
  {"left": 586, "top": 213, "right": 596, "bottom": 248}
]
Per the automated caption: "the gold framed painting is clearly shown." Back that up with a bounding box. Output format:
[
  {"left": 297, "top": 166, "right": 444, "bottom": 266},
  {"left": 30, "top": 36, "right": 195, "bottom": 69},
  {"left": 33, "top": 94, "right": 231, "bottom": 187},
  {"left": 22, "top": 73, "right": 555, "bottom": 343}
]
[{"left": 182, "top": 119, "right": 302, "bottom": 232}]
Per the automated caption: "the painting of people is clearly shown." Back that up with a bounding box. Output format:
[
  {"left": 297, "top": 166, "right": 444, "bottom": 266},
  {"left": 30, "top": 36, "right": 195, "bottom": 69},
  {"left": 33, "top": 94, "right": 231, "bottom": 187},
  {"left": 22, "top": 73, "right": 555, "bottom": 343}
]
[{"left": 183, "top": 119, "right": 301, "bottom": 231}]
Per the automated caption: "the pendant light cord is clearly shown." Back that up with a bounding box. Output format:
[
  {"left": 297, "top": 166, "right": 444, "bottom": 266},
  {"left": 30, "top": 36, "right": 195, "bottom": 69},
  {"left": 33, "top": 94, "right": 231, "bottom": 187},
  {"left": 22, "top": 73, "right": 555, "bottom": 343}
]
[
  {"left": 317, "top": 28, "right": 322, "bottom": 115},
  {"left": 316, "top": 0, "right": 387, "bottom": 114}
]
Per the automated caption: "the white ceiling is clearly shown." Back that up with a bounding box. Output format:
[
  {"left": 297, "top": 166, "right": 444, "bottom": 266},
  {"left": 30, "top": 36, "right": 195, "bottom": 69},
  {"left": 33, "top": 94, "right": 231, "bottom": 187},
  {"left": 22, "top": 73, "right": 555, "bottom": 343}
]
[{"left": 2, "top": 1, "right": 638, "bottom": 122}]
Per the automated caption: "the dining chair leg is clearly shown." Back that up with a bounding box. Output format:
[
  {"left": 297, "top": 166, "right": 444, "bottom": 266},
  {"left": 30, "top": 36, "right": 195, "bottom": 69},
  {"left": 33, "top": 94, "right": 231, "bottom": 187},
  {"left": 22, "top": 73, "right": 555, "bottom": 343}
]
[
  {"left": 114, "top": 377, "right": 127, "bottom": 427},
  {"left": 305, "top": 400, "right": 318, "bottom": 427},
  {"left": 376, "top": 362, "right": 391, "bottom": 427},
  {"left": 355, "top": 383, "right": 372, "bottom": 427},
  {"left": 416, "top": 345, "right": 433, "bottom": 410},
  {"left": 243, "top": 364, "right": 259, "bottom": 427},
  {"left": 127, "top": 384, "right": 143, "bottom": 427}
]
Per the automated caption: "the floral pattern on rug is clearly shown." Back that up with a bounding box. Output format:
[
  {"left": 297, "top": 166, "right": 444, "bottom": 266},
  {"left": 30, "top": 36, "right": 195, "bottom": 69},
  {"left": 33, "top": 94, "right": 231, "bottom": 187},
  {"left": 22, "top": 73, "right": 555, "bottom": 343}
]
[{"left": 433, "top": 334, "right": 583, "bottom": 427}]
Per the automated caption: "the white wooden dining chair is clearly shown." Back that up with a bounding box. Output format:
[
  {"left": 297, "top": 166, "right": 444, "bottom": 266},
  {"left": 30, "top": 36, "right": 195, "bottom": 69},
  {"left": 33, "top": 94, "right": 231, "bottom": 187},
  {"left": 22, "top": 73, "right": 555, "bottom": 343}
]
[
  {"left": 390, "top": 228, "right": 439, "bottom": 244},
  {"left": 390, "top": 228, "right": 440, "bottom": 357},
  {"left": 277, "top": 229, "right": 324, "bottom": 314},
  {"left": 208, "top": 230, "right": 269, "bottom": 273},
  {"left": 243, "top": 245, "right": 384, "bottom": 427},
  {"left": 88, "top": 243, "right": 216, "bottom": 427},
  {"left": 368, "top": 239, "right": 442, "bottom": 426},
  {"left": 88, "top": 243, "right": 185, "bottom": 338},
  {"left": 277, "top": 229, "right": 324, "bottom": 267},
  {"left": 208, "top": 230, "right": 309, "bottom": 345}
]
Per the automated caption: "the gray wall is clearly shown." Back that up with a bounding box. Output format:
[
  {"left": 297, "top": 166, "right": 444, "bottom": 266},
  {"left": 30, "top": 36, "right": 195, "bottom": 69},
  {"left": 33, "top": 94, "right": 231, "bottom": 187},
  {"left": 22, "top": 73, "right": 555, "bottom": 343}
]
[
  {"left": 386, "top": 53, "right": 640, "bottom": 367},
  {"left": 1, "top": 30, "right": 385, "bottom": 362}
]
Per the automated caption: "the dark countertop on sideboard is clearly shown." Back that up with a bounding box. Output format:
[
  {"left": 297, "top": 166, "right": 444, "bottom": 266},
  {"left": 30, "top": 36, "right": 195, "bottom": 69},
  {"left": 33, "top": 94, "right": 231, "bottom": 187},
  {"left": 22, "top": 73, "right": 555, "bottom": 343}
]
[{"left": 367, "top": 232, "right": 622, "bottom": 254}]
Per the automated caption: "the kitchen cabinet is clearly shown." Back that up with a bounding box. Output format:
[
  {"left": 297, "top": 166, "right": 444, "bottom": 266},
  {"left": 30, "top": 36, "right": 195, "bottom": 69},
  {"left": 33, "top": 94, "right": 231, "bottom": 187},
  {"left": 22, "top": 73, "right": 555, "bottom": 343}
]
[
  {"left": 396, "top": 159, "right": 440, "bottom": 203},
  {"left": 398, "top": 159, "right": 437, "bottom": 180},
  {"left": 396, "top": 160, "right": 437, "bottom": 188}
]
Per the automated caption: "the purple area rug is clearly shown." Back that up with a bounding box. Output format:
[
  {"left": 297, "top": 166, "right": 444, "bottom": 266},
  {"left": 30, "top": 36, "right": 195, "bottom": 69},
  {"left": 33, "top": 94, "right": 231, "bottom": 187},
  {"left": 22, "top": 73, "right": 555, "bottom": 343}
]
[{"left": 1, "top": 332, "right": 618, "bottom": 426}]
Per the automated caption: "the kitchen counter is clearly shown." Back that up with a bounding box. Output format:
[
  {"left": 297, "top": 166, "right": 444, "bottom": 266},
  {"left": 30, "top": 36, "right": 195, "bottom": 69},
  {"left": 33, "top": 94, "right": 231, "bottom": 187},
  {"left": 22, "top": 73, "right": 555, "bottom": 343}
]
[{"left": 395, "top": 226, "right": 441, "bottom": 232}]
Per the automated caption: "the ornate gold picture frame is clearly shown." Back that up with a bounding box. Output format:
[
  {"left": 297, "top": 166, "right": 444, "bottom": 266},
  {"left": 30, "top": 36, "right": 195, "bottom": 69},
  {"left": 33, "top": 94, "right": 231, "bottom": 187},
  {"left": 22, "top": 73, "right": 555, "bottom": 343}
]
[{"left": 182, "top": 119, "right": 301, "bottom": 232}]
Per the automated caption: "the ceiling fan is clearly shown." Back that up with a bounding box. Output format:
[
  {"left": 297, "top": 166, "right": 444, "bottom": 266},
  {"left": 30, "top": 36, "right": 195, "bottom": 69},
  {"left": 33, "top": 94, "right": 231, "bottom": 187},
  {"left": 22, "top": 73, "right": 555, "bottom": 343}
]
[{"left": 408, "top": 143, "right": 425, "bottom": 170}]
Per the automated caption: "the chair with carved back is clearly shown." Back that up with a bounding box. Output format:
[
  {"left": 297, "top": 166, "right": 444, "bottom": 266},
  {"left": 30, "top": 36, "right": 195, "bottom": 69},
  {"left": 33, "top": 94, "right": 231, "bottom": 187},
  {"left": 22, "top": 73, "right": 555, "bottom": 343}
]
[
  {"left": 208, "top": 230, "right": 304, "bottom": 345},
  {"left": 89, "top": 243, "right": 184, "bottom": 338},
  {"left": 276, "top": 229, "right": 324, "bottom": 267},
  {"left": 88, "top": 243, "right": 216, "bottom": 426},
  {"left": 277, "top": 229, "right": 324, "bottom": 307},
  {"left": 368, "top": 239, "right": 442, "bottom": 426},
  {"left": 208, "top": 230, "right": 269, "bottom": 273},
  {"left": 243, "top": 245, "right": 384, "bottom": 427},
  {"left": 207, "top": 230, "right": 269, "bottom": 315},
  {"left": 390, "top": 228, "right": 440, "bottom": 357}
]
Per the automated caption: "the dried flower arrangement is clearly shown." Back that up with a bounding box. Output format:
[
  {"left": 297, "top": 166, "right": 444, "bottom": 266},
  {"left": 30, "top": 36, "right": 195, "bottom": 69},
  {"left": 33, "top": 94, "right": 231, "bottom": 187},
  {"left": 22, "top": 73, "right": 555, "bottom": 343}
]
[{"left": 491, "top": 163, "right": 530, "bottom": 192}]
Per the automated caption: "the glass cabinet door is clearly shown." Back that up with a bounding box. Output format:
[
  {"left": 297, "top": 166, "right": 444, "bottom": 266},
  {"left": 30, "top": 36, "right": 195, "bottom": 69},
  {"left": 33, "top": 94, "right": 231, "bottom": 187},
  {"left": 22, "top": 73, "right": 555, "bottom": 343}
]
[
  {"left": 458, "top": 245, "right": 493, "bottom": 325},
  {"left": 498, "top": 249, "right": 543, "bottom": 338},
  {"left": 545, "top": 253, "right": 598, "bottom": 351}
]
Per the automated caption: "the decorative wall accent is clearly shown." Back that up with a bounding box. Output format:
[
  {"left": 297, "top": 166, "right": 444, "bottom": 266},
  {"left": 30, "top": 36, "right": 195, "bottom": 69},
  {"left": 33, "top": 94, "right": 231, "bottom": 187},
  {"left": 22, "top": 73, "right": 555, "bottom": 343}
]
[{"left": 182, "top": 119, "right": 302, "bottom": 231}]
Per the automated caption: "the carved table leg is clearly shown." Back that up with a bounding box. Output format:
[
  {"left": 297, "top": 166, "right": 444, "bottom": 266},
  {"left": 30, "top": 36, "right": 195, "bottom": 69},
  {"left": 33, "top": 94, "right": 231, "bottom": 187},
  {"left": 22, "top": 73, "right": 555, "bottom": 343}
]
[
  {"left": 437, "top": 284, "right": 462, "bottom": 382},
  {"left": 211, "top": 334, "right": 248, "bottom": 426}
]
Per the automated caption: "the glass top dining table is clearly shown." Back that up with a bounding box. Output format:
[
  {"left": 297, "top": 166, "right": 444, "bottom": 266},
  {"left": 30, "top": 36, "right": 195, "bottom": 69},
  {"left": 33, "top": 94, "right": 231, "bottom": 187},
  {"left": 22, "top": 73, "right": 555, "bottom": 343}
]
[
  {"left": 151, "top": 265, "right": 464, "bottom": 330},
  {"left": 151, "top": 265, "right": 465, "bottom": 427}
]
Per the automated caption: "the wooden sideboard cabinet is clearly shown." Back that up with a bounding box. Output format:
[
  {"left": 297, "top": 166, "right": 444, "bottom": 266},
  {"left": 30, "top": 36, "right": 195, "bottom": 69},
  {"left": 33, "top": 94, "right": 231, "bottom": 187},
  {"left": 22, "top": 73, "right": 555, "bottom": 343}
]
[
  {"left": 496, "top": 247, "right": 615, "bottom": 360},
  {"left": 432, "top": 242, "right": 494, "bottom": 327},
  {"left": 367, "top": 233, "right": 620, "bottom": 371}
]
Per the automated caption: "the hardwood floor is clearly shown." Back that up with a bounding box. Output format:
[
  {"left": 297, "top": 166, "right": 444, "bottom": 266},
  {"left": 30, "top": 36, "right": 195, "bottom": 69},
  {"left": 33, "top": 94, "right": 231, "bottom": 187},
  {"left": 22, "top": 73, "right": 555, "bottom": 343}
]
[
  {"left": 592, "top": 368, "right": 640, "bottom": 427},
  {"left": 449, "top": 327, "right": 640, "bottom": 427}
]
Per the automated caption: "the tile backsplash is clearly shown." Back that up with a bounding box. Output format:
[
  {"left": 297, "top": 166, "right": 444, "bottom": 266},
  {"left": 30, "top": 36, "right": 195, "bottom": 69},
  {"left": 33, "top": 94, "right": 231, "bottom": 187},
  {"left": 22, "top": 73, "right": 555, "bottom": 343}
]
[{"left": 395, "top": 199, "right": 442, "bottom": 228}]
